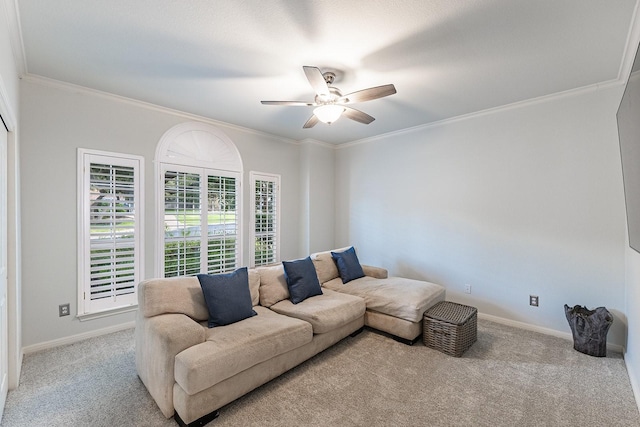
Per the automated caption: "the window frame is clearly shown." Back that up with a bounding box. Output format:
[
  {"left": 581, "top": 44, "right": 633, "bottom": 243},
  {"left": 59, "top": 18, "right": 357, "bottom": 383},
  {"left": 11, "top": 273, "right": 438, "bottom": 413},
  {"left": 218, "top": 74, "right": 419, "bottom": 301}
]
[
  {"left": 156, "top": 163, "right": 242, "bottom": 277},
  {"left": 77, "top": 148, "right": 144, "bottom": 320},
  {"left": 249, "top": 171, "right": 280, "bottom": 267}
]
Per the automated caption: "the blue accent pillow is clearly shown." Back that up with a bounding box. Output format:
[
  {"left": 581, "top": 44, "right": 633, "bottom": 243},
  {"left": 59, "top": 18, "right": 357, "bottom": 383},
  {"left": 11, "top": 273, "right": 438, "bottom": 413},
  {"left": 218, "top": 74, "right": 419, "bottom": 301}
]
[
  {"left": 282, "top": 257, "right": 323, "bottom": 304},
  {"left": 331, "top": 246, "right": 365, "bottom": 284},
  {"left": 197, "top": 267, "right": 257, "bottom": 327}
]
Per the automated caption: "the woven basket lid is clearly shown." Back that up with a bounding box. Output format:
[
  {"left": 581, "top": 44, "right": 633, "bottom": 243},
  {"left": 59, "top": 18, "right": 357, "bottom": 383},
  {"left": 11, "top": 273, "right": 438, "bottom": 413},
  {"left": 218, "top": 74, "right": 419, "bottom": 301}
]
[{"left": 426, "top": 301, "right": 477, "bottom": 325}]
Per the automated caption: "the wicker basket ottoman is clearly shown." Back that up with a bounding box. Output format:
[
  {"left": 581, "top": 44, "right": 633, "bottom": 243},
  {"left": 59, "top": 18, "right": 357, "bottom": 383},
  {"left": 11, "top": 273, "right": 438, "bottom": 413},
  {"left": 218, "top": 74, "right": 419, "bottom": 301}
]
[{"left": 423, "top": 301, "right": 477, "bottom": 357}]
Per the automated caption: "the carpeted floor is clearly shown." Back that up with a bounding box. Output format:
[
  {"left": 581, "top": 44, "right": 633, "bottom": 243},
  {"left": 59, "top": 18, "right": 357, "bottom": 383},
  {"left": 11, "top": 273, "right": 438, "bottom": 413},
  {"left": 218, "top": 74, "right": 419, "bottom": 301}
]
[{"left": 2, "top": 319, "right": 639, "bottom": 426}]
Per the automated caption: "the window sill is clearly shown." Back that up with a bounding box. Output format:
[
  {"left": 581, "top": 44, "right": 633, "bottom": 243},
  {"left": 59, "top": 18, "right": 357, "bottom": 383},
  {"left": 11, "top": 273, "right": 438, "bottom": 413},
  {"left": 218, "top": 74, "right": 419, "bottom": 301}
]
[{"left": 77, "top": 304, "right": 138, "bottom": 322}]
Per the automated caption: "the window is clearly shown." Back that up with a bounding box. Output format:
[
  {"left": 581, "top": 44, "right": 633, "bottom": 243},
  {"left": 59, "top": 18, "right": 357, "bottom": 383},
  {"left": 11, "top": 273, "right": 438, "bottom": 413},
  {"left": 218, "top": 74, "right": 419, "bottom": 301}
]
[
  {"left": 77, "top": 149, "right": 144, "bottom": 318},
  {"left": 155, "top": 122, "right": 244, "bottom": 277},
  {"left": 250, "top": 172, "right": 280, "bottom": 266},
  {"left": 161, "top": 165, "right": 240, "bottom": 277}
]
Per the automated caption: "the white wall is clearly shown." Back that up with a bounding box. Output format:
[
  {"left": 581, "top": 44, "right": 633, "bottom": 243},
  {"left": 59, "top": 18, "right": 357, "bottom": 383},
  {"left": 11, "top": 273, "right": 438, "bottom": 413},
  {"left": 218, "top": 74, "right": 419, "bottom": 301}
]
[
  {"left": 335, "top": 86, "right": 628, "bottom": 346},
  {"left": 18, "top": 78, "right": 311, "bottom": 348}
]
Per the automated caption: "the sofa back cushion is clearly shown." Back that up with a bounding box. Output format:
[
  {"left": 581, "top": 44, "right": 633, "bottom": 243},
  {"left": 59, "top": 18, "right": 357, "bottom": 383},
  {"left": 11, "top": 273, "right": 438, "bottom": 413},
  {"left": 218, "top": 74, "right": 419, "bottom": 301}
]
[
  {"left": 138, "top": 270, "right": 261, "bottom": 320},
  {"left": 257, "top": 264, "right": 289, "bottom": 307},
  {"left": 310, "top": 247, "right": 351, "bottom": 284},
  {"left": 248, "top": 269, "right": 260, "bottom": 306},
  {"left": 138, "top": 276, "right": 209, "bottom": 321}
]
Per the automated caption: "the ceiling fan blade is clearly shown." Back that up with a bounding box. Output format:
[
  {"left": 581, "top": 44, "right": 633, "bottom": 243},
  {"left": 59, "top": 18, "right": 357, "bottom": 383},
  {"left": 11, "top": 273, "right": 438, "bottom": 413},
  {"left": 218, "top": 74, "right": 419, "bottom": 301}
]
[
  {"left": 339, "top": 84, "right": 397, "bottom": 104},
  {"left": 303, "top": 114, "right": 319, "bottom": 129},
  {"left": 343, "top": 107, "right": 375, "bottom": 125},
  {"left": 303, "top": 66, "right": 330, "bottom": 97},
  {"left": 261, "top": 100, "right": 314, "bottom": 106}
]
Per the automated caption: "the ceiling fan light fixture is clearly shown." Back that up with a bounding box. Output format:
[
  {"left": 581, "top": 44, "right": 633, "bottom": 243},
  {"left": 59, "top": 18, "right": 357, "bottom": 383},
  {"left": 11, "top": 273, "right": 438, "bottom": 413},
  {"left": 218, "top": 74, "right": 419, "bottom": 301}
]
[
  {"left": 261, "top": 66, "right": 396, "bottom": 128},
  {"left": 314, "top": 104, "right": 345, "bottom": 124}
]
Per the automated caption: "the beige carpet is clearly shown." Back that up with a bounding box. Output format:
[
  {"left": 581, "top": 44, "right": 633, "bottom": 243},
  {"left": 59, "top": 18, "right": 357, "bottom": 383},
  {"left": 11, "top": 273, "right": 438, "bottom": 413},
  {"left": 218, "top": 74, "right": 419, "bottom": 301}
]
[{"left": 2, "top": 319, "right": 639, "bottom": 426}]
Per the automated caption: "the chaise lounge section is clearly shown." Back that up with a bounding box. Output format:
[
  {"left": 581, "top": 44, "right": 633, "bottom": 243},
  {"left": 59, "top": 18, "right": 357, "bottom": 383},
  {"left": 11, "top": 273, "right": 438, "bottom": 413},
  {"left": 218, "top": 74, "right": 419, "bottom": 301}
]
[
  {"left": 311, "top": 248, "right": 446, "bottom": 344},
  {"left": 135, "top": 247, "right": 445, "bottom": 426}
]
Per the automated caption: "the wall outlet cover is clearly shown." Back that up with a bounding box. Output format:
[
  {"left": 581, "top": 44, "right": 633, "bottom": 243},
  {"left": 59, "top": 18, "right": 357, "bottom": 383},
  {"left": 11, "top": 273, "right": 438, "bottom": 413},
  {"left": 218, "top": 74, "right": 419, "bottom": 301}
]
[{"left": 59, "top": 303, "right": 70, "bottom": 317}]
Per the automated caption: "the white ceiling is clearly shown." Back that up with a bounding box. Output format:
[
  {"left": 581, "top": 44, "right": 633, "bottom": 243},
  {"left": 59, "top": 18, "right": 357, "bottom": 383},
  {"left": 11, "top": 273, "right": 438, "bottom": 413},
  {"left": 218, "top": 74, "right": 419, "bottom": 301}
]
[{"left": 14, "top": 0, "right": 640, "bottom": 144}]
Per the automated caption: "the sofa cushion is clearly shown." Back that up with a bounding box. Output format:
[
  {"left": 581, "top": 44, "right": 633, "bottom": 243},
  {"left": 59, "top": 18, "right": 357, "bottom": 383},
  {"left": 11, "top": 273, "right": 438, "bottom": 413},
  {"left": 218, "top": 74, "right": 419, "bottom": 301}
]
[
  {"left": 270, "top": 289, "right": 365, "bottom": 334},
  {"left": 174, "top": 306, "right": 312, "bottom": 395},
  {"left": 282, "top": 257, "right": 323, "bottom": 304},
  {"left": 361, "top": 264, "right": 388, "bottom": 279},
  {"left": 257, "top": 264, "right": 289, "bottom": 307},
  {"left": 331, "top": 246, "right": 365, "bottom": 283},
  {"left": 248, "top": 269, "right": 260, "bottom": 306},
  {"left": 323, "top": 276, "right": 445, "bottom": 323},
  {"left": 310, "top": 246, "right": 351, "bottom": 284},
  {"left": 138, "top": 276, "right": 209, "bottom": 321},
  {"left": 197, "top": 267, "right": 257, "bottom": 327}
]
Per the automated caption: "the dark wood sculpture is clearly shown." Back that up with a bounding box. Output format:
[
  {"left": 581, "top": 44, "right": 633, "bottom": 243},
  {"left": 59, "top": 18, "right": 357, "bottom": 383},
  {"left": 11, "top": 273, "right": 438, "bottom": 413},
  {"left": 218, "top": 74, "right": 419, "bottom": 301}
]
[{"left": 564, "top": 304, "right": 613, "bottom": 357}]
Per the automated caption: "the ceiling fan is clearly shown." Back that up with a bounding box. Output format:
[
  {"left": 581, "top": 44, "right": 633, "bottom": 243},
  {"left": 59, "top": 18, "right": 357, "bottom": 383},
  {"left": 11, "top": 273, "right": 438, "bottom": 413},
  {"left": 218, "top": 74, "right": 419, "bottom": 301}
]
[{"left": 261, "top": 66, "right": 396, "bottom": 128}]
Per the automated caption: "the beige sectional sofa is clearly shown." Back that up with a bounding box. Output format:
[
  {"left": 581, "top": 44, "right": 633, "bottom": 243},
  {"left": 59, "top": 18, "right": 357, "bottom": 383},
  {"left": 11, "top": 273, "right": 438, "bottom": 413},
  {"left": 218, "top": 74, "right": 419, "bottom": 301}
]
[{"left": 136, "top": 248, "right": 445, "bottom": 426}]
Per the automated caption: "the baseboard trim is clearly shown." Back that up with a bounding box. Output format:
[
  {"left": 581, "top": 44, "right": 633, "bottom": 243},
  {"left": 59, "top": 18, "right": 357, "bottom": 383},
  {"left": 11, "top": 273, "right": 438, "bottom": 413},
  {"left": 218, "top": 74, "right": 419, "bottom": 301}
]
[
  {"left": 22, "top": 321, "right": 136, "bottom": 354},
  {"left": 478, "top": 312, "right": 624, "bottom": 353}
]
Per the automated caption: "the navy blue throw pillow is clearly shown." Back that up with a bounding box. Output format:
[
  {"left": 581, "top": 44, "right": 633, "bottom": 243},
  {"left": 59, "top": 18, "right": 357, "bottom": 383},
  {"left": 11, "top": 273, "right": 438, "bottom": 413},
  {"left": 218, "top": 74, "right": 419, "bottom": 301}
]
[
  {"left": 282, "top": 257, "right": 323, "bottom": 304},
  {"left": 331, "top": 246, "right": 365, "bottom": 284},
  {"left": 197, "top": 267, "right": 257, "bottom": 328}
]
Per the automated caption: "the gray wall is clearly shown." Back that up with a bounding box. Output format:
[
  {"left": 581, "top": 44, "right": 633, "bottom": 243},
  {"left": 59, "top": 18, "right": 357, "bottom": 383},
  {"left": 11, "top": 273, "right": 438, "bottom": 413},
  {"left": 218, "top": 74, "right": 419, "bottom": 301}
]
[
  {"left": 334, "top": 86, "right": 628, "bottom": 346},
  {"left": 18, "top": 78, "right": 329, "bottom": 347},
  {"left": 299, "top": 139, "right": 335, "bottom": 255}
]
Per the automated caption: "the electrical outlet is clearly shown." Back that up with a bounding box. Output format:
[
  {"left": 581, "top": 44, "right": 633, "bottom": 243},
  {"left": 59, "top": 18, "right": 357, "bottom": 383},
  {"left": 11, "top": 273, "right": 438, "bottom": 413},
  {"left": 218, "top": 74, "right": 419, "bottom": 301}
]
[
  {"left": 464, "top": 284, "right": 471, "bottom": 294},
  {"left": 59, "top": 303, "right": 70, "bottom": 317},
  {"left": 529, "top": 295, "right": 539, "bottom": 307}
]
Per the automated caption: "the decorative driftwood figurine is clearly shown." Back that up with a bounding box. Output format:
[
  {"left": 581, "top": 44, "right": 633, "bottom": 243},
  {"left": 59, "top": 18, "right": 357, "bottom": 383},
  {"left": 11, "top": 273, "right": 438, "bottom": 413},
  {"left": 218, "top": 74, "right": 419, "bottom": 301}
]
[{"left": 564, "top": 304, "right": 613, "bottom": 357}]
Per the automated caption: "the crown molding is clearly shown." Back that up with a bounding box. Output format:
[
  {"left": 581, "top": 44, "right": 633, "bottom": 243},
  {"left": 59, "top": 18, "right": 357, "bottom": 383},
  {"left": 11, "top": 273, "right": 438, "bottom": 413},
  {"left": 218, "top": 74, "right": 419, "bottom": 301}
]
[
  {"left": 21, "top": 73, "right": 301, "bottom": 146},
  {"left": 3, "top": 0, "right": 27, "bottom": 76},
  {"left": 20, "top": 72, "right": 628, "bottom": 153},
  {"left": 338, "top": 78, "right": 624, "bottom": 150},
  {"left": 298, "top": 138, "right": 335, "bottom": 149}
]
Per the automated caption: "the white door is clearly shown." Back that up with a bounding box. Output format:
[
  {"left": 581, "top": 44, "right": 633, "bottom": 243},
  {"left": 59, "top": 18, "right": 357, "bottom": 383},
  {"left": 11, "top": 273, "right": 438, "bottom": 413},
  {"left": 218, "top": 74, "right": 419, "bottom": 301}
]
[{"left": 0, "top": 122, "right": 7, "bottom": 416}]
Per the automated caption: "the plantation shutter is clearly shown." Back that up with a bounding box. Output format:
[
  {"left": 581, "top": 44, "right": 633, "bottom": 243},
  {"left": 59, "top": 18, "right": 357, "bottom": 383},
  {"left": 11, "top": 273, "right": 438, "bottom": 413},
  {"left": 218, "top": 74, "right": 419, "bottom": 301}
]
[
  {"left": 206, "top": 174, "right": 239, "bottom": 272},
  {"left": 162, "top": 165, "right": 240, "bottom": 277},
  {"left": 163, "top": 170, "right": 202, "bottom": 277},
  {"left": 250, "top": 172, "right": 280, "bottom": 267},
  {"left": 78, "top": 150, "right": 143, "bottom": 316}
]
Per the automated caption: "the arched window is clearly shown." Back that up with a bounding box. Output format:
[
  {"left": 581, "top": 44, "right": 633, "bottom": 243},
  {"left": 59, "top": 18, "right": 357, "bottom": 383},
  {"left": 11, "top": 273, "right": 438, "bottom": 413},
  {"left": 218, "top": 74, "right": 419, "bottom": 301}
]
[{"left": 155, "top": 122, "right": 243, "bottom": 277}]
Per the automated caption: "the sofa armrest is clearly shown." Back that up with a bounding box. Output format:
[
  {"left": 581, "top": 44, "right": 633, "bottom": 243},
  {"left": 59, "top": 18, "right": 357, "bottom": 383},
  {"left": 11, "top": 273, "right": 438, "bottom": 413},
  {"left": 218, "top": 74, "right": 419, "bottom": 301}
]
[
  {"left": 362, "top": 264, "right": 388, "bottom": 279},
  {"left": 135, "top": 312, "right": 206, "bottom": 418}
]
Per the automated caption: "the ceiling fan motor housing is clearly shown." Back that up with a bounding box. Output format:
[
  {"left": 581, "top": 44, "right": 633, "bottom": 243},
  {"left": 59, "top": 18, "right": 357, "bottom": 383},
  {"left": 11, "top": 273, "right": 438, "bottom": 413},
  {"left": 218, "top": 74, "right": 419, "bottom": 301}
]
[
  {"left": 316, "top": 86, "right": 342, "bottom": 104},
  {"left": 323, "top": 71, "right": 336, "bottom": 85}
]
